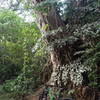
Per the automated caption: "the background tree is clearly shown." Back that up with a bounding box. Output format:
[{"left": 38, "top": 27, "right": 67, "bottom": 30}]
[{"left": 0, "top": 9, "right": 47, "bottom": 99}]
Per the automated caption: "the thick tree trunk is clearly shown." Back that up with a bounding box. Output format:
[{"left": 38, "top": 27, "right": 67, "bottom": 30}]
[{"left": 33, "top": 0, "right": 68, "bottom": 86}]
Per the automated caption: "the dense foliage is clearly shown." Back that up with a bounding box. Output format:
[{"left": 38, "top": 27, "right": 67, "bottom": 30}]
[
  {"left": 74, "top": 21, "right": 100, "bottom": 88},
  {"left": 0, "top": 9, "right": 47, "bottom": 98}
]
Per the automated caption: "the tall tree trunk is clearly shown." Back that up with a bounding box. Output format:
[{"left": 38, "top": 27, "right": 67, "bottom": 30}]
[{"left": 33, "top": 0, "right": 71, "bottom": 86}]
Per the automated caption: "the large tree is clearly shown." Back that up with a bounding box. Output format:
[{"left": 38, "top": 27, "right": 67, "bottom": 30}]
[{"left": 32, "top": 0, "right": 100, "bottom": 100}]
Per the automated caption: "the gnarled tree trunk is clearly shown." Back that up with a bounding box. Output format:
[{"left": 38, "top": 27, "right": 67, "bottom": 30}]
[{"left": 33, "top": 0, "right": 70, "bottom": 86}]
